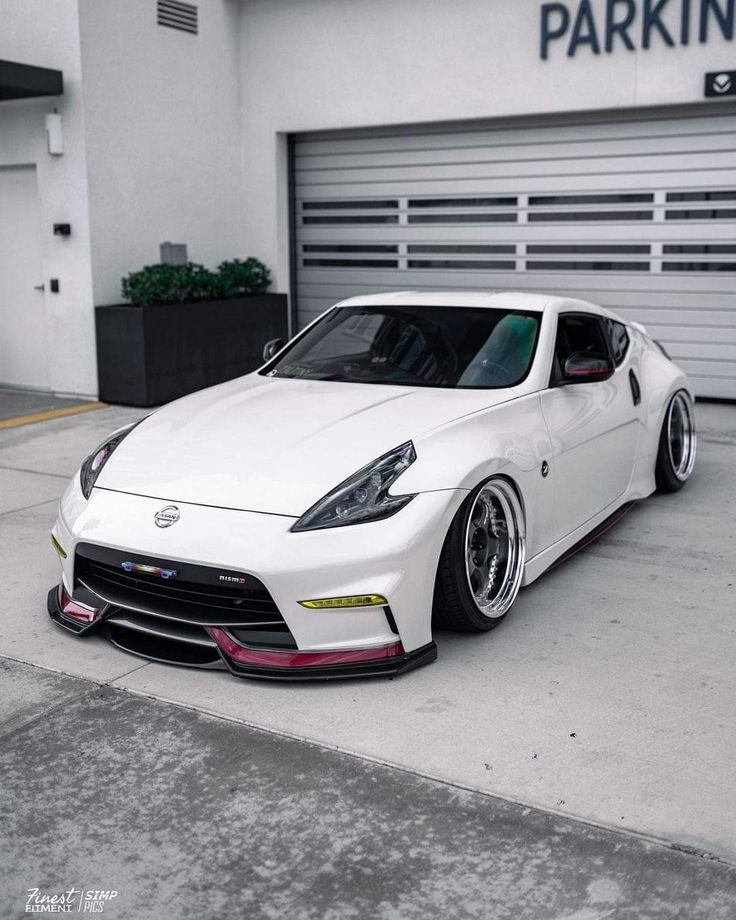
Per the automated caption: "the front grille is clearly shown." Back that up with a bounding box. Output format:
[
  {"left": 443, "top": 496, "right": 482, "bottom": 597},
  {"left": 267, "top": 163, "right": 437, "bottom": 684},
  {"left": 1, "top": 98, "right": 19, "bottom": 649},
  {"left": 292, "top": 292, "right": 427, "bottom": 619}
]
[{"left": 74, "top": 543, "right": 288, "bottom": 629}]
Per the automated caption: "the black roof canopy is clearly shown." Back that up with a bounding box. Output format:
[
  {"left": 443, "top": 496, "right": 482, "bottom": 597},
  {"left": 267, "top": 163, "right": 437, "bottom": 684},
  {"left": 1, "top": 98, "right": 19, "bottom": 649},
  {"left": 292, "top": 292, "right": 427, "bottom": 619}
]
[{"left": 0, "top": 59, "right": 63, "bottom": 101}]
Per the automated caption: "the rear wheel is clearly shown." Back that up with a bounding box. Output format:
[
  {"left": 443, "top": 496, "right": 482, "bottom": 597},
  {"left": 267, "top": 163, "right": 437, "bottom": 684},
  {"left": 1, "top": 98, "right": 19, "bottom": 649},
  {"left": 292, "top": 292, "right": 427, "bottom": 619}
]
[
  {"left": 433, "top": 477, "right": 526, "bottom": 632},
  {"left": 655, "top": 390, "right": 696, "bottom": 493}
]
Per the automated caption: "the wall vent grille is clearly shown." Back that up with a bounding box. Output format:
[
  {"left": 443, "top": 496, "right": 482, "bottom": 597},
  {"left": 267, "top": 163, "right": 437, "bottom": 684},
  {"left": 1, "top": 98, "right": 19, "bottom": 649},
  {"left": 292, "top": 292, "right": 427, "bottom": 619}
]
[{"left": 157, "top": 0, "right": 198, "bottom": 34}]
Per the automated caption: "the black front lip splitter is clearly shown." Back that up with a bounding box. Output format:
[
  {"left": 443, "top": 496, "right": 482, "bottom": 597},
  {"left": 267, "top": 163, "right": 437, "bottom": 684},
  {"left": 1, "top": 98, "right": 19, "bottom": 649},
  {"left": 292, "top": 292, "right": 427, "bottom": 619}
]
[{"left": 47, "top": 583, "right": 438, "bottom": 681}]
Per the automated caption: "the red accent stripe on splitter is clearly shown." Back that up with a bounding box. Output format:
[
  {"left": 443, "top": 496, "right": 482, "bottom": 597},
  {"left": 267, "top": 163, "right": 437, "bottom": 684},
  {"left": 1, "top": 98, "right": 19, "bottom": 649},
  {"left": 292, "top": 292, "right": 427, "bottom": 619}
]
[
  {"left": 207, "top": 627, "right": 404, "bottom": 668},
  {"left": 59, "top": 585, "right": 102, "bottom": 624}
]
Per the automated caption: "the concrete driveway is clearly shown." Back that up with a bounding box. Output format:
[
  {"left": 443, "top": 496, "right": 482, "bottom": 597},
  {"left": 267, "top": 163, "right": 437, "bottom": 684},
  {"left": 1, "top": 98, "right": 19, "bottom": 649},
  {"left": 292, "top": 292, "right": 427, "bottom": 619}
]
[
  {"left": 0, "top": 399, "right": 734, "bottom": 873},
  {"left": 2, "top": 656, "right": 735, "bottom": 920}
]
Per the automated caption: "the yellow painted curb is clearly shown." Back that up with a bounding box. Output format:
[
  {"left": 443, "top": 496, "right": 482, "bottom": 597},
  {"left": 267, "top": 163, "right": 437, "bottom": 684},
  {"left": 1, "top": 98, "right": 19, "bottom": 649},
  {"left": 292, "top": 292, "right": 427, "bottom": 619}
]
[{"left": 0, "top": 401, "right": 108, "bottom": 430}]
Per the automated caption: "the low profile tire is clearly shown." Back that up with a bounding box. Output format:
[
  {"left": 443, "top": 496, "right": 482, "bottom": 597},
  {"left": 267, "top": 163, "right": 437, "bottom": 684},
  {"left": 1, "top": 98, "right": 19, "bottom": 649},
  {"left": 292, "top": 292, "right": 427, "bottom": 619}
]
[
  {"left": 655, "top": 390, "right": 697, "bottom": 494},
  {"left": 433, "top": 477, "right": 526, "bottom": 632}
]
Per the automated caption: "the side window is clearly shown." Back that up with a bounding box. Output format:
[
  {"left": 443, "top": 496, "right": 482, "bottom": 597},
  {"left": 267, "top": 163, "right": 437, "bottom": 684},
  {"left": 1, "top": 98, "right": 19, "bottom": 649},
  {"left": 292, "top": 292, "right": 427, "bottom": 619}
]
[
  {"left": 552, "top": 313, "right": 610, "bottom": 381},
  {"left": 606, "top": 319, "right": 630, "bottom": 366}
]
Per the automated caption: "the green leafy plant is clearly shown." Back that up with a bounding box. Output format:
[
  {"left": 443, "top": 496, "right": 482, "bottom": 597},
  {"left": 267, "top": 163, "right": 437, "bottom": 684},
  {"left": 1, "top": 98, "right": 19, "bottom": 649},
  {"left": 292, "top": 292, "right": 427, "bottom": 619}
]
[
  {"left": 121, "top": 257, "right": 271, "bottom": 306},
  {"left": 121, "top": 263, "right": 216, "bottom": 306},
  {"left": 214, "top": 258, "right": 271, "bottom": 298}
]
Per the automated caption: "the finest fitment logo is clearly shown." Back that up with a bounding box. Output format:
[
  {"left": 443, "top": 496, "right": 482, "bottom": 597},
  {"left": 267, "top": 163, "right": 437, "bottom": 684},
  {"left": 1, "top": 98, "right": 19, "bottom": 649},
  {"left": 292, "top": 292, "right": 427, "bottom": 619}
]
[{"left": 25, "top": 889, "right": 119, "bottom": 914}]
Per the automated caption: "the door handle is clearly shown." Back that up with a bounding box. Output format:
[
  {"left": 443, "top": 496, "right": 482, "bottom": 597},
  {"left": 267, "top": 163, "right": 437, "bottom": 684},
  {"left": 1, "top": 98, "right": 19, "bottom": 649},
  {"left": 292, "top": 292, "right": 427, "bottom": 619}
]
[{"left": 33, "top": 283, "right": 45, "bottom": 291}]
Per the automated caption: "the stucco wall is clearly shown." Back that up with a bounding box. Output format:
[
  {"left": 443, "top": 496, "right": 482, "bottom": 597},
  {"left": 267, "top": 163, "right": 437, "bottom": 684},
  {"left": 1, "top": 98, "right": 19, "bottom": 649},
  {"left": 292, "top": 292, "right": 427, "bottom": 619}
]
[
  {"left": 0, "top": 0, "right": 97, "bottom": 395},
  {"left": 1, "top": 0, "right": 733, "bottom": 392},
  {"left": 238, "top": 0, "right": 736, "bottom": 292},
  {"left": 78, "top": 0, "right": 246, "bottom": 309}
]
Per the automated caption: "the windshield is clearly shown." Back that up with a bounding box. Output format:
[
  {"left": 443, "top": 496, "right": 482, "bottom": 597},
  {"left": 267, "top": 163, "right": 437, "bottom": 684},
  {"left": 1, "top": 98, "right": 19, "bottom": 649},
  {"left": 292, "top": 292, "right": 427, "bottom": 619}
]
[{"left": 262, "top": 305, "right": 541, "bottom": 389}]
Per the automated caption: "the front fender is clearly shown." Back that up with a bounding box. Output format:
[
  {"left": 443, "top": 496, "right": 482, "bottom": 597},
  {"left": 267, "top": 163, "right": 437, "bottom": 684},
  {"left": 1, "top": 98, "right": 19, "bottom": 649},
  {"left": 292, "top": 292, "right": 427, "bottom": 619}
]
[{"left": 400, "top": 393, "right": 554, "bottom": 560}]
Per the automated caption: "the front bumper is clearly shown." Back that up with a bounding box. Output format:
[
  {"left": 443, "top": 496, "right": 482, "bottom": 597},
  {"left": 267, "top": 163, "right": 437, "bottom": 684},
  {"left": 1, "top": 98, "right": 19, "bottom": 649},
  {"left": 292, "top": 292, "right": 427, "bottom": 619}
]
[
  {"left": 47, "top": 585, "right": 437, "bottom": 680},
  {"left": 49, "top": 478, "right": 462, "bottom": 680}
]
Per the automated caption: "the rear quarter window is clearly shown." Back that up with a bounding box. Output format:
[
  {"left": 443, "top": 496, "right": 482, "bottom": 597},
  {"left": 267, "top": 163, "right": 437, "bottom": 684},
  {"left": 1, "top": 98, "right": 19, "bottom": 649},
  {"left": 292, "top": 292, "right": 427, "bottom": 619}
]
[{"left": 607, "top": 320, "right": 630, "bottom": 366}]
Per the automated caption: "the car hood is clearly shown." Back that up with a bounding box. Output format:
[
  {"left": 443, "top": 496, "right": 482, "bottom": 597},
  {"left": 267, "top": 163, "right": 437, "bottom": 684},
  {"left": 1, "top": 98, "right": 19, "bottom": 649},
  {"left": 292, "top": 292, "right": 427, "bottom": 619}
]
[{"left": 96, "top": 373, "right": 518, "bottom": 516}]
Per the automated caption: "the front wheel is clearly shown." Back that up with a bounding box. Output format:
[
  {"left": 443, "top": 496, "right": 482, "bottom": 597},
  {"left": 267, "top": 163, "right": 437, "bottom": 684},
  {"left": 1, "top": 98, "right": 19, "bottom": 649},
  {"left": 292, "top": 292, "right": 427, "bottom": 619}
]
[
  {"left": 433, "top": 477, "right": 526, "bottom": 632},
  {"left": 655, "top": 390, "right": 696, "bottom": 493}
]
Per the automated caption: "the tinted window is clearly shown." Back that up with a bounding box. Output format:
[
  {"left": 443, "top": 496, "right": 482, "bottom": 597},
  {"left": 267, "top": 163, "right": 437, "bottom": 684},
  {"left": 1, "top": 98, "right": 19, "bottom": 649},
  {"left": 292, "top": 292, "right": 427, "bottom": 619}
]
[
  {"left": 606, "top": 320, "right": 630, "bottom": 366},
  {"left": 262, "top": 305, "right": 541, "bottom": 389},
  {"left": 552, "top": 314, "right": 609, "bottom": 382}
]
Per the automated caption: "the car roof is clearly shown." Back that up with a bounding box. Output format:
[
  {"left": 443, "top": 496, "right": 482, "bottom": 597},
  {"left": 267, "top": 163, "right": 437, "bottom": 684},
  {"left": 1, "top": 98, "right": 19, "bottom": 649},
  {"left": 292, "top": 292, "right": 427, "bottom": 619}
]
[
  {"left": 333, "top": 291, "right": 551, "bottom": 311},
  {"left": 332, "top": 291, "right": 623, "bottom": 323}
]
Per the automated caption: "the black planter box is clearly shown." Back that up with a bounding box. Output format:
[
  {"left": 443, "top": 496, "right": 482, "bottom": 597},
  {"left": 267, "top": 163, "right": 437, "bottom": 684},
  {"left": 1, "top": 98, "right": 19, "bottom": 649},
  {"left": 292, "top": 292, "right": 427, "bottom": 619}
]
[{"left": 95, "top": 294, "right": 288, "bottom": 407}]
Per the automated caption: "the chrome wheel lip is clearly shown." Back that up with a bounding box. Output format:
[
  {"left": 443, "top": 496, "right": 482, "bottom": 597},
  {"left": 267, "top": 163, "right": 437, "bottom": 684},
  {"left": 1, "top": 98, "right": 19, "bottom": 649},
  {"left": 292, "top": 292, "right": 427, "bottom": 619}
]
[
  {"left": 463, "top": 480, "right": 525, "bottom": 619},
  {"left": 667, "top": 391, "right": 696, "bottom": 482}
]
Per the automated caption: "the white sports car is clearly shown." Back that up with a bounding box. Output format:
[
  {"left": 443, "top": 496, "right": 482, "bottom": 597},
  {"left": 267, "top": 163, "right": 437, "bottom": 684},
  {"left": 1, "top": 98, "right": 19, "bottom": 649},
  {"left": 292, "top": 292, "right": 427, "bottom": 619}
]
[{"left": 49, "top": 292, "right": 696, "bottom": 680}]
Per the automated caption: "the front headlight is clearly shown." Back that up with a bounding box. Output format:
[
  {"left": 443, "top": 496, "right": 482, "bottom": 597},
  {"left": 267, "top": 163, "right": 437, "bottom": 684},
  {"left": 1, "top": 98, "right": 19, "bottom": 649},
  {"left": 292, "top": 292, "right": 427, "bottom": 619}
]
[
  {"left": 79, "top": 422, "right": 139, "bottom": 499},
  {"left": 291, "top": 441, "right": 417, "bottom": 532}
]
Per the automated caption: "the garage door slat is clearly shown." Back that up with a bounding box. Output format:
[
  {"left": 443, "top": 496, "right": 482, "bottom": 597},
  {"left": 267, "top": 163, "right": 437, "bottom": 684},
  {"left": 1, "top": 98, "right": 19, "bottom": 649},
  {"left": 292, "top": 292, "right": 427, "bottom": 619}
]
[{"left": 294, "top": 108, "right": 736, "bottom": 398}]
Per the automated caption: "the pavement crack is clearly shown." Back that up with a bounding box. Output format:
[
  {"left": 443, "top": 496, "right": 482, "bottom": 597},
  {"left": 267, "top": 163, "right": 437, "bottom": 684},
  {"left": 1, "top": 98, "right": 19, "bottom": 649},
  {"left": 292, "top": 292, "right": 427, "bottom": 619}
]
[
  {"left": 0, "top": 687, "right": 98, "bottom": 744},
  {"left": 0, "top": 498, "right": 59, "bottom": 518},
  {"left": 102, "top": 661, "right": 152, "bottom": 683},
  {"left": 0, "top": 464, "right": 70, "bottom": 480}
]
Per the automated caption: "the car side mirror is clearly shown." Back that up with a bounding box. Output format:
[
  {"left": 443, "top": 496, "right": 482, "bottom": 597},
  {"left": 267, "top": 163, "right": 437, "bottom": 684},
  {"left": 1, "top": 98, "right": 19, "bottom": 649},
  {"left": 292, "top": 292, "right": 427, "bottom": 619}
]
[
  {"left": 262, "top": 338, "right": 285, "bottom": 362},
  {"left": 562, "top": 352, "right": 614, "bottom": 383}
]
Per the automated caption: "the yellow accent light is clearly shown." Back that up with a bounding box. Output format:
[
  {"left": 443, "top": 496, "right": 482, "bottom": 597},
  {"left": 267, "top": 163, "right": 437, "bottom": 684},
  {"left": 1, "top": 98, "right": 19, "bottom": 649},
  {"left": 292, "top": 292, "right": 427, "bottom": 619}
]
[
  {"left": 299, "top": 594, "right": 387, "bottom": 609},
  {"left": 51, "top": 534, "right": 67, "bottom": 559}
]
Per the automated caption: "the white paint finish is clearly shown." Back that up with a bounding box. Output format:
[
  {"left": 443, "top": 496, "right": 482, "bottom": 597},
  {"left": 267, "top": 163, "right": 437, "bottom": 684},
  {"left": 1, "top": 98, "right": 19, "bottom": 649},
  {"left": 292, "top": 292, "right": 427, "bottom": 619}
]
[
  {"left": 54, "top": 483, "right": 460, "bottom": 652},
  {"left": 78, "top": 0, "right": 246, "bottom": 308},
  {"left": 108, "top": 402, "right": 736, "bottom": 859},
  {"left": 539, "top": 321, "right": 644, "bottom": 538},
  {"left": 51, "top": 293, "right": 689, "bottom": 658},
  {"left": 0, "top": 166, "right": 47, "bottom": 389},
  {"left": 542, "top": 383, "right": 639, "bottom": 539},
  {"left": 85, "top": 293, "right": 592, "bottom": 521},
  {"left": 0, "top": 0, "right": 97, "bottom": 395},
  {"left": 96, "top": 370, "right": 531, "bottom": 516}
]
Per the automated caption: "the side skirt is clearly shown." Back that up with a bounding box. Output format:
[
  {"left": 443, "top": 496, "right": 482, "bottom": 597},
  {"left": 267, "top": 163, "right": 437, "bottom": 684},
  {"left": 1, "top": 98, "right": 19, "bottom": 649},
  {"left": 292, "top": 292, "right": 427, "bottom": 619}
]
[{"left": 522, "top": 501, "right": 636, "bottom": 586}]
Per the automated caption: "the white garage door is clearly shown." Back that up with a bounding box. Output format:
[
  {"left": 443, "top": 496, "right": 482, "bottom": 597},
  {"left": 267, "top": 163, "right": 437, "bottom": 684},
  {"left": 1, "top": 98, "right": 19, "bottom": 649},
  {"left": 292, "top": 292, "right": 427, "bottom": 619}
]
[{"left": 294, "top": 107, "right": 736, "bottom": 399}]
